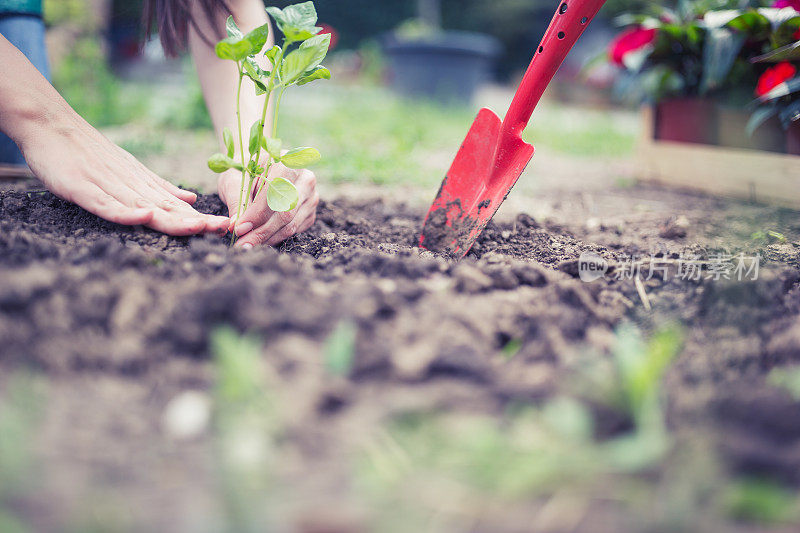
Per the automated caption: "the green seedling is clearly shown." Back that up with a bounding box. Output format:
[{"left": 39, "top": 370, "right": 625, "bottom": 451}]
[
  {"left": 768, "top": 366, "right": 800, "bottom": 400},
  {"left": 723, "top": 478, "right": 800, "bottom": 525},
  {"left": 751, "top": 230, "right": 788, "bottom": 243},
  {"left": 207, "top": 2, "right": 331, "bottom": 240},
  {"left": 324, "top": 321, "right": 357, "bottom": 377}
]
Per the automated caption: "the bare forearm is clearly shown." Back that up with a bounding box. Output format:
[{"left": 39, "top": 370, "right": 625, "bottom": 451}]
[
  {"left": 0, "top": 36, "right": 229, "bottom": 235},
  {"left": 188, "top": 0, "right": 274, "bottom": 157},
  {"left": 0, "top": 34, "right": 85, "bottom": 152}
]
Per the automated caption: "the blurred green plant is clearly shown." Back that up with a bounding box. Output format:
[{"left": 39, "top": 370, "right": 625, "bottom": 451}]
[
  {"left": 358, "top": 325, "right": 684, "bottom": 524},
  {"left": 605, "top": 0, "right": 795, "bottom": 105},
  {"left": 723, "top": 478, "right": 800, "bottom": 524},
  {"left": 324, "top": 321, "right": 357, "bottom": 377},
  {"left": 43, "top": 0, "right": 93, "bottom": 27},
  {"left": 768, "top": 365, "right": 800, "bottom": 398},
  {"left": 0, "top": 373, "right": 46, "bottom": 533},
  {"left": 751, "top": 229, "right": 789, "bottom": 242},
  {"left": 158, "top": 74, "right": 214, "bottom": 130},
  {"left": 211, "top": 326, "right": 282, "bottom": 532},
  {"left": 52, "top": 38, "right": 143, "bottom": 128}
]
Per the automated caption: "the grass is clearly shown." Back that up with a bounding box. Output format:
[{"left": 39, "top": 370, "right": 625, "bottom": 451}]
[
  {"left": 72, "top": 69, "right": 637, "bottom": 192},
  {"left": 278, "top": 84, "right": 477, "bottom": 187}
]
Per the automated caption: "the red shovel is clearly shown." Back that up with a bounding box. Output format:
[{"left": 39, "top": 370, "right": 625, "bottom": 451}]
[{"left": 419, "top": 0, "right": 607, "bottom": 257}]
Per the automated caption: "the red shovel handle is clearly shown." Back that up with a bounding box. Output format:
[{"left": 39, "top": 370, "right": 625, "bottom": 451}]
[{"left": 503, "top": 0, "right": 607, "bottom": 137}]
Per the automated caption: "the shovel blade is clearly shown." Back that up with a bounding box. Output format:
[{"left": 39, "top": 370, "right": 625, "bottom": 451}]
[{"left": 419, "top": 108, "right": 534, "bottom": 257}]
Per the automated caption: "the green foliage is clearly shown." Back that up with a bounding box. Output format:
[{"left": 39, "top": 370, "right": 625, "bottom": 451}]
[
  {"left": 158, "top": 72, "right": 214, "bottom": 130},
  {"left": 266, "top": 1, "right": 323, "bottom": 42},
  {"left": 53, "top": 38, "right": 142, "bottom": 128},
  {"left": 44, "top": 0, "right": 93, "bottom": 27},
  {"left": 609, "top": 1, "right": 797, "bottom": 104},
  {"left": 207, "top": 2, "right": 331, "bottom": 227}
]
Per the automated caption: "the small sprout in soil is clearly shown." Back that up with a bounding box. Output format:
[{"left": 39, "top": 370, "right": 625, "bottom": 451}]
[
  {"left": 211, "top": 326, "right": 264, "bottom": 404},
  {"left": 768, "top": 366, "right": 800, "bottom": 400},
  {"left": 324, "top": 321, "right": 357, "bottom": 377},
  {"left": 751, "top": 230, "right": 788, "bottom": 243},
  {"left": 613, "top": 323, "right": 683, "bottom": 425},
  {"left": 723, "top": 478, "right": 800, "bottom": 525},
  {"left": 501, "top": 338, "right": 523, "bottom": 360},
  {"left": 207, "top": 1, "right": 330, "bottom": 239}
]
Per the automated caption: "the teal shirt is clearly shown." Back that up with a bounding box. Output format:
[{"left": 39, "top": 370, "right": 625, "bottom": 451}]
[{"left": 0, "top": 0, "right": 42, "bottom": 16}]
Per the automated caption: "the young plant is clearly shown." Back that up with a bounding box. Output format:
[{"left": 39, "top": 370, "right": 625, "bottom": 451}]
[{"left": 207, "top": 2, "right": 331, "bottom": 239}]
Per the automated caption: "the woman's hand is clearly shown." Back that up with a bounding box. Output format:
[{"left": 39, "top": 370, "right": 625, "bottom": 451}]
[
  {"left": 21, "top": 118, "right": 230, "bottom": 236},
  {"left": 218, "top": 163, "right": 319, "bottom": 248},
  {"left": 0, "top": 33, "right": 230, "bottom": 236}
]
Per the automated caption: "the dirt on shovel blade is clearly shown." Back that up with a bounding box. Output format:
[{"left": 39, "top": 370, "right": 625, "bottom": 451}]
[{"left": 2, "top": 181, "right": 800, "bottom": 532}]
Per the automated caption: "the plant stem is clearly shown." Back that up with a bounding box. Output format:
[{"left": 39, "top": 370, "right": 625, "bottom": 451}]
[
  {"left": 271, "top": 88, "right": 285, "bottom": 139},
  {"left": 256, "top": 87, "right": 286, "bottom": 198},
  {"left": 232, "top": 63, "right": 246, "bottom": 245},
  {"left": 244, "top": 84, "right": 274, "bottom": 210},
  {"left": 252, "top": 44, "right": 287, "bottom": 200}
]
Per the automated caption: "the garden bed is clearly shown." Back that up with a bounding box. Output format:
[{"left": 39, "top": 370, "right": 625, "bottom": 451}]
[{"left": 2, "top": 181, "right": 800, "bottom": 531}]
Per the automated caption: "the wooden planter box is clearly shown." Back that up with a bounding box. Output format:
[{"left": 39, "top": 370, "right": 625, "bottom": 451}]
[{"left": 637, "top": 106, "right": 800, "bottom": 208}]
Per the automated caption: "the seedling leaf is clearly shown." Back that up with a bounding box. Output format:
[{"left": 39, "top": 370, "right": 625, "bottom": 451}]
[
  {"left": 248, "top": 120, "right": 262, "bottom": 156},
  {"left": 215, "top": 37, "right": 254, "bottom": 61},
  {"left": 243, "top": 22, "right": 272, "bottom": 54},
  {"left": 266, "top": 177, "right": 299, "bottom": 212},
  {"left": 262, "top": 137, "right": 283, "bottom": 159},
  {"left": 243, "top": 57, "right": 269, "bottom": 83},
  {"left": 297, "top": 66, "right": 331, "bottom": 86},
  {"left": 223, "top": 127, "right": 235, "bottom": 159},
  {"left": 281, "top": 147, "right": 321, "bottom": 168},
  {"left": 281, "top": 33, "right": 331, "bottom": 84},
  {"left": 267, "top": 2, "right": 321, "bottom": 42},
  {"left": 264, "top": 45, "right": 281, "bottom": 66},
  {"left": 208, "top": 153, "right": 243, "bottom": 173},
  {"left": 226, "top": 16, "right": 243, "bottom": 39},
  {"left": 211, "top": 326, "right": 263, "bottom": 403}
]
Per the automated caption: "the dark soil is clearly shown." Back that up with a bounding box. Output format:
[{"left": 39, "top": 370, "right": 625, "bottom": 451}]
[{"left": 2, "top": 182, "right": 800, "bottom": 532}]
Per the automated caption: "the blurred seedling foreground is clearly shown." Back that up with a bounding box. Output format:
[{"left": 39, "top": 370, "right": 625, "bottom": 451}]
[{"left": 134, "top": 322, "right": 789, "bottom": 531}]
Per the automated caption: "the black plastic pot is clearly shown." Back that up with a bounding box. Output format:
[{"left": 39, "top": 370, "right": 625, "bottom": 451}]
[{"left": 382, "top": 31, "right": 502, "bottom": 104}]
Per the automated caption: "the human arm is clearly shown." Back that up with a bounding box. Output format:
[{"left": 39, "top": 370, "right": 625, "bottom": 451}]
[
  {"left": 0, "top": 34, "right": 229, "bottom": 235},
  {"left": 188, "top": 0, "right": 318, "bottom": 248}
]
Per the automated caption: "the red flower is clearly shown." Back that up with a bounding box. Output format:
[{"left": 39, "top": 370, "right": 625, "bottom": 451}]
[
  {"left": 772, "top": 0, "right": 800, "bottom": 10},
  {"left": 756, "top": 61, "right": 798, "bottom": 97},
  {"left": 609, "top": 27, "right": 658, "bottom": 68},
  {"left": 318, "top": 23, "right": 339, "bottom": 51}
]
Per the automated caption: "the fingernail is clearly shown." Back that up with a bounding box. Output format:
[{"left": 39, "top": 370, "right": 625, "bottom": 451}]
[
  {"left": 242, "top": 243, "right": 254, "bottom": 251},
  {"left": 236, "top": 222, "right": 254, "bottom": 236}
]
